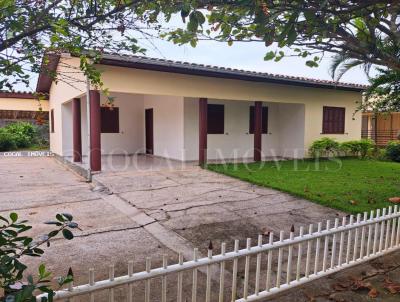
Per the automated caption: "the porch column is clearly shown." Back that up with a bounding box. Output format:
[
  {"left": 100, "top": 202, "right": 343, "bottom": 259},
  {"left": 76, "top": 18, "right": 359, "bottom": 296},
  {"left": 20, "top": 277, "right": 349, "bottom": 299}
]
[
  {"left": 254, "top": 101, "right": 262, "bottom": 162},
  {"left": 72, "top": 98, "right": 82, "bottom": 162},
  {"left": 89, "top": 90, "right": 101, "bottom": 171},
  {"left": 199, "top": 98, "right": 208, "bottom": 165}
]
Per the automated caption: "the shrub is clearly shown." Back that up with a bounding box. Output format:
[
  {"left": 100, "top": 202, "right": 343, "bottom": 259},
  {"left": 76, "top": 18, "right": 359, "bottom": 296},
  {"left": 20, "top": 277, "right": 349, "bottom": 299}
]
[
  {"left": 4, "top": 122, "right": 37, "bottom": 148},
  {"left": 309, "top": 137, "right": 340, "bottom": 157},
  {"left": 0, "top": 129, "right": 17, "bottom": 151},
  {"left": 386, "top": 141, "right": 400, "bottom": 162},
  {"left": 0, "top": 122, "right": 40, "bottom": 150},
  {"left": 341, "top": 139, "right": 375, "bottom": 158}
]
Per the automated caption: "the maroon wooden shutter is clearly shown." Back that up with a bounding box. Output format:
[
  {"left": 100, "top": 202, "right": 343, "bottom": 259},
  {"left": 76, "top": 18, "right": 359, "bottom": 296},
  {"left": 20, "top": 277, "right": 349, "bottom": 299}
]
[
  {"left": 101, "top": 107, "right": 119, "bottom": 133},
  {"left": 207, "top": 104, "right": 224, "bottom": 134},
  {"left": 249, "top": 106, "right": 268, "bottom": 134},
  {"left": 323, "top": 106, "right": 345, "bottom": 134}
]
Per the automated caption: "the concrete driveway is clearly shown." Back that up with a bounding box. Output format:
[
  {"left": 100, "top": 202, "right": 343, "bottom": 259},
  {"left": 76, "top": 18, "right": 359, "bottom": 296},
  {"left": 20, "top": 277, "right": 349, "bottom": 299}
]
[{"left": 0, "top": 156, "right": 371, "bottom": 301}]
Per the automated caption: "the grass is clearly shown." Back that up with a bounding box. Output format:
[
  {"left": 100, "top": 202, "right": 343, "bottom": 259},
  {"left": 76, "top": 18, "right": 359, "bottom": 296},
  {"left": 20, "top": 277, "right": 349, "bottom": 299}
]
[
  {"left": 207, "top": 158, "right": 400, "bottom": 214},
  {"left": 17, "top": 144, "right": 49, "bottom": 151}
]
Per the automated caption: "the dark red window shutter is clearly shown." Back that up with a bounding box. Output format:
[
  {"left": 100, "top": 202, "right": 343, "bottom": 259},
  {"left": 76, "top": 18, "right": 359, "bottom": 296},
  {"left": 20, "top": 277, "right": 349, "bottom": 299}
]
[
  {"left": 50, "top": 109, "right": 55, "bottom": 133},
  {"left": 249, "top": 106, "right": 268, "bottom": 134},
  {"left": 101, "top": 107, "right": 119, "bottom": 133},
  {"left": 322, "top": 106, "right": 345, "bottom": 134},
  {"left": 207, "top": 104, "right": 224, "bottom": 134}
]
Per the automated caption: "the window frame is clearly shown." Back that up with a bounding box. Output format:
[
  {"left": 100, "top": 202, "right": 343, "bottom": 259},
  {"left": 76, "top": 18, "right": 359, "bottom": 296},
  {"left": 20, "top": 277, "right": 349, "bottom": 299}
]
[
  {"left": 207, "top": 104, "right": 225, "bottom": 134},
  {"left": 101, "top": 106, "right": 120, "bottom": 134},
  {"left": 322, "top": 106, "right": 346, "bottom": 134}
]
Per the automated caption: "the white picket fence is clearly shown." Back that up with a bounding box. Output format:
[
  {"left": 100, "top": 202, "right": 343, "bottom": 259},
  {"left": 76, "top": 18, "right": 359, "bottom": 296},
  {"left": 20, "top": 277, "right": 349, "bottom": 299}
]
[{"left": 37, "top": 206, "right": 400, "bottom": 302}]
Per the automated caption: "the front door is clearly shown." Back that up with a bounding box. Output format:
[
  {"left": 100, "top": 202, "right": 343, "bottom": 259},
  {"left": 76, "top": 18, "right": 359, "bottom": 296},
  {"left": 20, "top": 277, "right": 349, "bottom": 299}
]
[{"left": 145, "top": 108, "right": 154, "bottom": 154}]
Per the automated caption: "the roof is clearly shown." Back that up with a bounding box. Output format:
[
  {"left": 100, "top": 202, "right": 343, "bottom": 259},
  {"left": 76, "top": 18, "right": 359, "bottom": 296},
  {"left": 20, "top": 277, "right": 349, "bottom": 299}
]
[
  {"left": 0, "top": 91, "right": 36, "bottom": 99},
  {"left": 36, "top": 52, "right": 367, "bottom": 94},
  {"left": 99, "top": 53, "right": 367, "bottom": 92}
]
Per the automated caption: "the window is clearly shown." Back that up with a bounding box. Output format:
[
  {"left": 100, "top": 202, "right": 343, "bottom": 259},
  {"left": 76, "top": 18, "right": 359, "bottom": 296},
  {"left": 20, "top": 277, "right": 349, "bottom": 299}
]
[
  {"left": 322, "top": 106, "right": 345, "bottom": 134},
  {"left": 207, "top": 104, "right": 224, "bottom": 134},
  {"left": 101, "top": 107, "right": 119, "bottom": 133},
  {"left": 50, "top": 109, "right": 55, "bottom": 133},
  {"left": 249, "top": 106, "right": 268, "bottom": 134}
]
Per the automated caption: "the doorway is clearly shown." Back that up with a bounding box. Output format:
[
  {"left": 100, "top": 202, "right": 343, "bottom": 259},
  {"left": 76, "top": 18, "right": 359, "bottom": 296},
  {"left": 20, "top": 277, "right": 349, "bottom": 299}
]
[{"left": 145, "top": 108, "right": 154, "bottom": 154}]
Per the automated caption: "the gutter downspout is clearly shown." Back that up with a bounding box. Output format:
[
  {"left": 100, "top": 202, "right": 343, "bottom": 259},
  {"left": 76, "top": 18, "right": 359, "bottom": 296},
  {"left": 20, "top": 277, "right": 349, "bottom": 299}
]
[{"left": 86, "top": 76, "right": 92, "bottom": 182}]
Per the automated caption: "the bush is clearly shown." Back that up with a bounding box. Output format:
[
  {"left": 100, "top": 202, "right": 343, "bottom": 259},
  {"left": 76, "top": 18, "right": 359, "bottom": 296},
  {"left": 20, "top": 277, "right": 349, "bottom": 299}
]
[
  {"left": 0, "top": 130, "right": 17, "bottom": 151},
  {"left": 309, "top": 137, "right": 340, "bottom": 157},
  {"left": 341, "top": 139, "right": 375, "bottom": 158},
  {"left": 4, "top": 122, "right": 37, "bottom": 148},
  {"left": 0, "top": 122, "right": 39, "bottom": 150},
  {"left": 386, "top": 141, "right": 400, "bottom": 162}
]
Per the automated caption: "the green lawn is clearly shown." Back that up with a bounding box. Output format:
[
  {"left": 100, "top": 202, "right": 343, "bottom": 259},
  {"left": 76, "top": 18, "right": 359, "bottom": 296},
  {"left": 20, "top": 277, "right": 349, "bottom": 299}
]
[{"left": 207, "top": 158, "right": 400, "bottom": 214}]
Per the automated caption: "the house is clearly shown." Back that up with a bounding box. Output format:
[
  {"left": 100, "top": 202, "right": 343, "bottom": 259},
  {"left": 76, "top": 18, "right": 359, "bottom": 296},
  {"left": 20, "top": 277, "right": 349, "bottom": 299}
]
[
  {"left": 362, "top": 112, "right": 400, "bottom": 146},
  {"left": 37, "top": 53, "right": 366, "bottom": 172},
  {"left": 0, "top": 91, "right": 49, "bottom": 127}
]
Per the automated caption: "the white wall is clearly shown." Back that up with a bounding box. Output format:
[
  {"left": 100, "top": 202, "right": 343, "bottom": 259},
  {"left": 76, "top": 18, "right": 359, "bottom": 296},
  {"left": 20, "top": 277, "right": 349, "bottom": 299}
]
[
  {"left": 77, "top": 93, "right": 145, "bottom": 156},
  {"left": 143, "top": 95, "right": 185, "bottom": 161},
  {"left": 61, "top": 101, "right": 73, "bottom": 156},
  {"left": 183, "top": 98, "right": 296, "bottom": 161},
  {"left": 277, "top": 103, "right": 305, "bottom": 158}
]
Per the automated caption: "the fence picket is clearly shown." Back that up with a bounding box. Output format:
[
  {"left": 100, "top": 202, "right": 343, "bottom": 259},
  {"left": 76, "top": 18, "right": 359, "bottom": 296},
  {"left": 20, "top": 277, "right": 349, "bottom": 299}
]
[
  {"left": 265, "top": 233, "right": 273, "bottom": 292},
  {"left": 346, "top": 215, "right": 354, "bottom": 264},
  {"left": 219, "top": 243, "right": 226, "bottom": 302},
  {"left": 314, "top": 222, "right": 322, "bottom": 274},
  {"left": 338, "top": 217, "right": 346, "bottom": 266},
  {"left": 330, "top": 219, "right": 339, "bottom": 269},
  {"left": 359, "top": 212, "right": 368, "bottom": 259},
  {"left": 109, "top": 265, "right": 114, "bottom": 302},
  {"left": 353, "top": 214, "right": 361, "bottom": 261},
  {"left": 305, "top": 224, "right": 313, "bottom": 278},
  {"left": 127, "top": 260, "right": 133, "bottom": 302},
  {"left": 373, "top": 209, "right": 380, "bottom": 254},
  {"left": 391, "top": 206, "right": 398, "bottom": 248},
  {"left": 89, "top": 268, "right": 95, "bottom": 302},
  {"left": 276, "top": 231, "right": 284, "bottom": 288},
  {"left": 231, "top": 240, "right": 239, "bottom": 301},
  {"left": 162, "top": 255, "right": 168, "bottom": 302},
  {"left": 366, "top": 211, "right": 374, "bottom": 257},
  {"left": 192, "top": 248, "right": 198, "bottom": 302},
  {"left": 145, "top": 258, "right": 151, "bottom": 302},
  {"left": 385, "top": 207, "right": 392, "bottom": 251},
  {"left": 206, "top": 249, "right": 212, "bottom": 302},
  {"left": 322, "top": 220, "right": 330, "bottom": 272},
  {"left": 296, "top": 226, "right": 304, "bottom": 281},
  {"left": 379, "top": 208, "right": 387, "bottom": 253},
  {"left": 255, "top": 235, "right": 262, "bottom": 295}
]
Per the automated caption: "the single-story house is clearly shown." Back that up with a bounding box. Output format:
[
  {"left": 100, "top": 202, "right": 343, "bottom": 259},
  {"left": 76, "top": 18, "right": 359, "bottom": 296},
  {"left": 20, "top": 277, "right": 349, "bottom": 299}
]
[
  {"left": 0, "top": 91, "right": 49, "bottom": 127},
  {"left": 37, "top": 53, "right": 366, "bottom": 172}
]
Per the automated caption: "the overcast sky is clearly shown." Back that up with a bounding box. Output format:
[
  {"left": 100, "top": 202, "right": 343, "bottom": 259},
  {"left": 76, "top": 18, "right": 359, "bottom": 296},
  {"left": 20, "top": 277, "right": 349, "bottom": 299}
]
[{"left": 20, "top": 32, "right": 370, "bottom": 92}]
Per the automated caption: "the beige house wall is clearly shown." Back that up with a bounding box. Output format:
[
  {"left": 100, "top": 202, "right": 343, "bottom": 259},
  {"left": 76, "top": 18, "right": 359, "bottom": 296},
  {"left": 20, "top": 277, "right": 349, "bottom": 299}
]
[
  {"left": 99, "top": 64, "right": 362, "bottom": 152},
  {"left": 0, "top": 97, "right": 49, "bottom": 111},
  {"left": 48, "top": 57, "right": 362, "bottom": 157}
]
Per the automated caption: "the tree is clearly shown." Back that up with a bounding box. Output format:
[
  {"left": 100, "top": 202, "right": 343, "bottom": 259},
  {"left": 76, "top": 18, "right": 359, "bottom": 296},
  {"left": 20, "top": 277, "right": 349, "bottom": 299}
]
[{"left": 1, "top": 212, "right": 77, "bottom": 301}]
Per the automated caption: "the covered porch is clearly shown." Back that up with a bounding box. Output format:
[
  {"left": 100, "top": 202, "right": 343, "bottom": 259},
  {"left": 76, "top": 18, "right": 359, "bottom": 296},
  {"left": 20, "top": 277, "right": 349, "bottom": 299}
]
[{"left": 61, "top": 91, "right": 305, "bottom": 172}]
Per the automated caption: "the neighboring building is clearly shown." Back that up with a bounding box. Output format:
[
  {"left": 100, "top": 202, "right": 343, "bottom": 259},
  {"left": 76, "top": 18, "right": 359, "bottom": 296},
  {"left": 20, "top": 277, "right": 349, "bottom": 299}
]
[
  {"left": 362, "top": 112, "right": 400, "bottom": 146},
  {"left": 0, "top": 91, "right": 49, "bottom": 127},
  {"left": 37, "top": 53, "right": 366, "bottom": 172}
]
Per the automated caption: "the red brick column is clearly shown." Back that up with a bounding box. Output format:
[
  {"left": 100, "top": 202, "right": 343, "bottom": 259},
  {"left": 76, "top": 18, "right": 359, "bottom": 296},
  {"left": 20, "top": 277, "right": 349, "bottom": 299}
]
[
  {"left": 89, "top": 90, "right": 101, "bottom": 171},
  {"left": 199, "top": 98, "right": 208, "bottom": 165},
  {"left": 72, "top": 98, "right": 82, "bottom": 162}
]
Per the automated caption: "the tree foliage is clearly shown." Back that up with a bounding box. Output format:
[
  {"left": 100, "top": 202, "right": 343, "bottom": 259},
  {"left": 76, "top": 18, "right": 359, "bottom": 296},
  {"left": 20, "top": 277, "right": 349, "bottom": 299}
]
[{"left": 1, "top": 212, "right": 77, "bottom": 301}]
